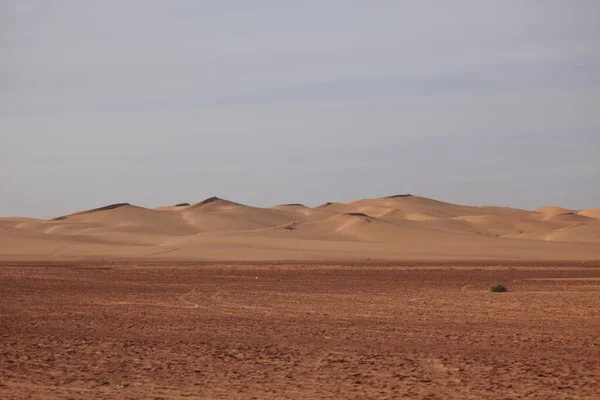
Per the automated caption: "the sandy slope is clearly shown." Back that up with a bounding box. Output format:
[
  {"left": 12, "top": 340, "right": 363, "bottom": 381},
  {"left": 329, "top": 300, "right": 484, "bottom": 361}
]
[
  {"left": 1, "top": 195, "right": 599, "bottom": 260},
  {"left": 579, "top": 208, "right": 600, "bottom": 219}
]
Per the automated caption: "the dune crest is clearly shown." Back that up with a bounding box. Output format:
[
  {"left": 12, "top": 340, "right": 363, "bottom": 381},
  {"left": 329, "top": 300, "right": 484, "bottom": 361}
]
[
  {"left": 53, "top": 203, "right": 132, "bottom": 220},
  {"left": 534, "top": 205, "right": 576, "bottom": 216},
  {"left": 186, "top": 196, "right": 243, "bottom": 210}
]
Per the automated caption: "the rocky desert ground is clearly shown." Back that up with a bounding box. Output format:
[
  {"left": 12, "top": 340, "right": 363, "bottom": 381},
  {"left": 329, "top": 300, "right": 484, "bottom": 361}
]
[{"left": 1, "top": 261, "right": 599, "bottom": 399}]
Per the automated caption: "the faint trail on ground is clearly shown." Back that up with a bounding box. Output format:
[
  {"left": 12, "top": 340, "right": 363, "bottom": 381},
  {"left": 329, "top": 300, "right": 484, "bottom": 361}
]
[
  {"left": 211, "top": 287, "right": 274, "bottom": 316},
  {"left": 177, "top": 288, "right": 200, "bottom": 308},
  {"left": 105, "top": 287, "right": 205, "bottom": 309},
  {"left": 460, "top": 283, "right": 486, "bottom": 293}
]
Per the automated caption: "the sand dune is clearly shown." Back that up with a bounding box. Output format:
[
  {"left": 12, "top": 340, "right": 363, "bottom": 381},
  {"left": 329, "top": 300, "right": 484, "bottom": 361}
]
[
  {"left": 579, "top": 208, "right": 600, "bottom": 219},
  {"left": 534, "top": 205, "right": 576, "bottom": 216},
  {"left": 1, "top": 195, "right": 598, "bottom": 260},
  {"left": 182, "top": 197, "right": 295, "bottom": 232},
  {"left": 504, "top": 223, "right": 600, "bottom": 243},
  {"left": 153, "top": 202, "right": 191, "bottom": 211},
  {"left": 185, "top": 196, "right": 243, "bottom": 211},
  {"left": 451, "top": 215, "right": 562, "bottom": 236},
  {"left": 17, "top": 203, "right": 196, "bottom": 237},
  {"left": 271, "top": 203, "right": 338, "bottom": 220}
]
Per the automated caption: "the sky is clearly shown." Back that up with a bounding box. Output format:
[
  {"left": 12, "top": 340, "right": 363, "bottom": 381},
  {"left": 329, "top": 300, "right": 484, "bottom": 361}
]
[{"left": 1, "top": 0, "right": 599, "bottom": 217}]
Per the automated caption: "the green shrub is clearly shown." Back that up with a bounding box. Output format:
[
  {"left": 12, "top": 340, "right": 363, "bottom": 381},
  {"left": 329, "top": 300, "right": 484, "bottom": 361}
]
[{"left": 489, "top": 283, "right": 508, "bottom": 293}]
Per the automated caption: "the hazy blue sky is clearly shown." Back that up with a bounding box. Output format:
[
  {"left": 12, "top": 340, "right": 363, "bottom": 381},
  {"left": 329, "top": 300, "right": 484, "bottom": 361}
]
[{"left": 1, "top": 0, "right": 599, "bottom": 217}]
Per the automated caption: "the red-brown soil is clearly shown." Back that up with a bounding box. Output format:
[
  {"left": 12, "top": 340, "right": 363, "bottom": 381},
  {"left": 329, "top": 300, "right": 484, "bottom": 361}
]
[{"left": 1, "top": 261, "right": 599, "bottom": 399}]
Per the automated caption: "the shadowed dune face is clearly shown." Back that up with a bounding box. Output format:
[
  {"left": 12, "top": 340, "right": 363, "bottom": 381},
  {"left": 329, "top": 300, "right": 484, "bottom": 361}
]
[
  {"left": 1, "top": 195, "right": 599, "bottom": 261},
  {"left": 343, "top": 212, "right": 371, "bottom": 217}
]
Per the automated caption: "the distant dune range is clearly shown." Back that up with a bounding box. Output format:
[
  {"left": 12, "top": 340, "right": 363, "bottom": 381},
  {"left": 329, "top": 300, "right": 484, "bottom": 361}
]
[{"left": 1, "top": 195, "right": 599, "bottom": 261}]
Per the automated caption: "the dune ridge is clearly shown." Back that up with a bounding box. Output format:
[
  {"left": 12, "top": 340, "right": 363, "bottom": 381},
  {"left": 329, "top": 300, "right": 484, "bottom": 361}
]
[
  {"left": 53, "top": 203, "right": 132, "bottom": 220},
  {"left": 1, "top": 195, "right": 598, "bottom": 261}
]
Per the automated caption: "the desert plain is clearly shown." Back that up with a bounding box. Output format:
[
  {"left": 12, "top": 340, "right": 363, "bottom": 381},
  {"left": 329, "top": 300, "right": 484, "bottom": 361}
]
[{"left": 1, "top": 195, "right": 599, "bottom": 399}]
